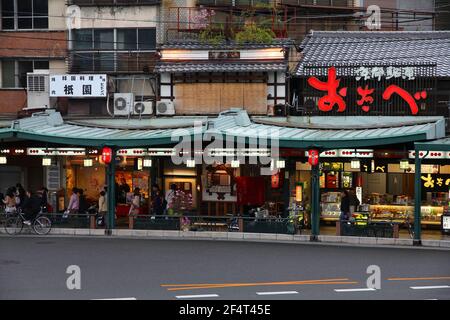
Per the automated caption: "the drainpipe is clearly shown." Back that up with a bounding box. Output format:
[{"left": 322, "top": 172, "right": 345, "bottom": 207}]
[
  {"left": 413, "top": 148, "right": 427, "bottom": 246},
  {"left": 310, "top": 159, "right": 320, "bottom": 241}
]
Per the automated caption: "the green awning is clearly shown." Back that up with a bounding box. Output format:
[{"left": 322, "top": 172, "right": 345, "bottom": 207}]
[
  {"left": 0, "top": 109, "right": 446, "bottom": 149},
  {"left": 415, "top": 137, "right": 450, "bottom": 151}
]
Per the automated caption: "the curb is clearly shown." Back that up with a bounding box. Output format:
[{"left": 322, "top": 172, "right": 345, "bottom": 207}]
[{"left": 1, "top": 227, "right": 449, "bottom": 249}]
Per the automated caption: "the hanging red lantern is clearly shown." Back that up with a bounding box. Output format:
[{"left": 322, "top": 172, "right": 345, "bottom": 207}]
[
  {"left": 271, "top": 172, "right": 280, "bottom": 189},
  {"left": 308, "top": 149, "right": 319, "bottom": 166},
  {"left": 102, "top": 147, "right": 112, "bottom": 164}
]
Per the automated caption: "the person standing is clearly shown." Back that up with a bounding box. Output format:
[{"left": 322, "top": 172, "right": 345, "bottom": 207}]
[
  {"left": 3, "top": 191, "right": 16, "bottom": 215},
  {"left": 165, "top": 184, "right": 177, "bottom": 215},
  {"left": 129, "top": 188, "right": 141, "bottom": 216},
  {"left": 65, "top": 188, "right": 79, "bottom": 217},
  {"left": 340, "top": 190, "right": 350, "bottom": 221},
  {"left": 151, "top": 184, "right": 164, "bottom": 216}
]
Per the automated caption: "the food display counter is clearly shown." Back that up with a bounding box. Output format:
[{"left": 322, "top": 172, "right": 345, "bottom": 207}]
[
  {"left": 320, "top": 192, "right": 341, "bottom": 221},
  {"left": 369, "top": 205, "right": 444, "bottom": 225}
]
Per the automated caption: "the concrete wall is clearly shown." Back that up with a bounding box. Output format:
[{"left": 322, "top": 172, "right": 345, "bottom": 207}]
[
  {"left": 78, "top": 6, "right": 159, "bottom": 29},
  {"left": 49, "top": 0, "right": 67, "bottom": 31}
]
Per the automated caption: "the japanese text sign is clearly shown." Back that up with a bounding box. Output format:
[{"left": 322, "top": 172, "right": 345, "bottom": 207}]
[
  {"left": 50, "top": 74, "right": 107, "bottom": 97},
  {"left": 421, "top": 174, "right": 450, "bottom": 192},
  {"left": 307, "top": 66, "right": 430, "bottom": 115}
]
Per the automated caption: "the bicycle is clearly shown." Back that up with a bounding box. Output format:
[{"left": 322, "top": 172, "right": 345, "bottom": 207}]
[
  {"left": 4, "top": 208, "right": 52, "bottom": 235},
  {"left": 404, "top": 214, "right": 414, "bottom": 239}
]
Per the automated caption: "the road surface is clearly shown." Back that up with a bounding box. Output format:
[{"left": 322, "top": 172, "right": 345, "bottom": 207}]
[{"left": 1, "top": 236, "right": 449, "bottom": 300}]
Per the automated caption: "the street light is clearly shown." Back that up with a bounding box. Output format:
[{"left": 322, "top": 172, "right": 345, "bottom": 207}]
[
  {"left": 83, "top": 159, "right": 93, "bottom": 167},
  {"left": 143, "top": 158, "right": 152, "bottom": 168},
  {"left": 399, "top": 158, "right": 410, "bottom": 170},
  {"left": 186, "top": 159, "right": 196, "bottom": 168},
  {"left": 350, "top": 158, "right": 360, "bottom": 170},
  {"left": 42, "top": 157, "right": 52, "bottom": 166}
]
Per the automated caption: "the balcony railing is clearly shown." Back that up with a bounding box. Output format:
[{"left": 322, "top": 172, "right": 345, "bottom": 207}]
[
  {"left": 69, "top": 50, "right": 157, "bottom": 73},
  {"left": 279, "top": 0, "right": 351, "bottom": 7},
  {"left": 197, "top": 0, "right": 273, "bottom": 6},
  {"left": 68, "top": 0, "right": 161, "bottom": 6}
]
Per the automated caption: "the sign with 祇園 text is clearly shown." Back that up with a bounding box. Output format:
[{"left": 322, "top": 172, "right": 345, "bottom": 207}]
[{"left": 50, "top": 74, "right": 107, "bottom": 97}]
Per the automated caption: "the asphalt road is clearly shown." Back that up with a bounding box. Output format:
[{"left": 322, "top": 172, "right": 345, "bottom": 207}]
[{"left": 0, "top": 236, "right": 449, "bottom": 300}]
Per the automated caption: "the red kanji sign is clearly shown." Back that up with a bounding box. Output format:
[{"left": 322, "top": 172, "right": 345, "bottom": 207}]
[{"left": 307, "top": 67, "right": 428, "bottom": 115}]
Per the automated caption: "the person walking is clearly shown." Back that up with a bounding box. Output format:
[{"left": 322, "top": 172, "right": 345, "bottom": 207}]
[
  {"left": 65, "top": 188, "right": 79, "bottom": 218},
  {"left": 128, "top": 188, "right": 141, "bottom": 216}
]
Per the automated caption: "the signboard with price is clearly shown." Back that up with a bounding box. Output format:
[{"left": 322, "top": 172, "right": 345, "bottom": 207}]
[{"left": 50, "top": 74, "right": 107, "bottom": 97}]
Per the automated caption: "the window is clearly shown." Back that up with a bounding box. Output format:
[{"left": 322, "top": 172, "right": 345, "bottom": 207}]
[
  {"left": 94, "top": 29, "right": 114, "bottom": 50},
  {"left": 1, "top": 60, "right": 49, "bottom": 88},
  {"left": 117, "top": 29, "right": 137, "bottom": 50},
  {"left": 71, "top": 28, "right": 156, "bottom": 72},
  {"left": 138, "top": 29, "right": 156, "bottom": 50},
  {"left": 1, "top": 0, "right": 48, "bottom": 30}
]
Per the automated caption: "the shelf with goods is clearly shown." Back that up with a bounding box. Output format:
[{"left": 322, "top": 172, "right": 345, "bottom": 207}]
[
  {"left": 369, "top": 204, "right": 444, "bottom": 225},
  {"left": 320, "top": 191, "right": 341, "bottom": 221}
]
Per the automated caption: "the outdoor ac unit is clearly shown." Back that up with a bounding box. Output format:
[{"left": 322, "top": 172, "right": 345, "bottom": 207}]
[
  {"left": 156, "top": 101, "right": 175, "bottom": 116},
  {"left": 133, "top": 101, "right": 153, "bottom": 115},
  {"left": 114, "top": 93, "right": 134, "bottom": 116},
  {"left": 26, "top": 71, "right": 52, "bottom": 110}
]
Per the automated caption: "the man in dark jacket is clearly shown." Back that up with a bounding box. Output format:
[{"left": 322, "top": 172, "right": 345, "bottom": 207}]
[
  {"left": 340, "top": 190, "right": 350, "bottom": 221},
  {"left": 23, "top": 191, "right": 42, "bottom": 225}
]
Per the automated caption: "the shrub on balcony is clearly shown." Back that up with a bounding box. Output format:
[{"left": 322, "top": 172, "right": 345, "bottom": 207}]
[{"left": 235, "top": 24, "right": 275, "bottom": 44}]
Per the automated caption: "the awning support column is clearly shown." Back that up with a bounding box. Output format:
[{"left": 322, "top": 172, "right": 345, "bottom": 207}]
[
  {"left": 413, "top": 148, "right": 422, "bottom": 246},
  {"left": 106, "top": 147, "right": 117, "bottom": 235},
  {"left": 310, "top": 162, "right": 320, "bottom": 241}
]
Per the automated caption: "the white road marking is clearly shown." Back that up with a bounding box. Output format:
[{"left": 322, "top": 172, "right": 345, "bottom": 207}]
[
  {"left": 410, "top": 285, "right": 450, "bottom": 290},
  {"left": 424, "top": 299, "right": 439, "bottom": 300},
  {"left": 256, "top": 291, "right": 299, "bottom": 296},
  {"left": 92, "top": 297, "right": 137, "bottom": 300},
  {"left": 176, "top": 294, "right": 219, "bottom": 299},
  {"left": 334, "top": 288, "right": 377, "bottom": 293}
]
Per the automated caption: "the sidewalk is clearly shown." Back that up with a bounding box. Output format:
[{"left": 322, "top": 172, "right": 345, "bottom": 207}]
[{"left": 2, "top": 227, "right": 449, "bottom": 249}]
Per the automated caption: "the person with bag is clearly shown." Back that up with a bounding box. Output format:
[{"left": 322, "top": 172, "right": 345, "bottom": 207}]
[{"left": 128, "top": 188, "right": 141, "bottom": 217}]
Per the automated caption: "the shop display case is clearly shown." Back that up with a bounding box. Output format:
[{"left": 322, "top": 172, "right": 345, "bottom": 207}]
[
  {"left": 320, "top": 192, "right": 341, "bottom": 221},
  {"left": 369, "top": 205, "right": 444, "bottom": 225}
]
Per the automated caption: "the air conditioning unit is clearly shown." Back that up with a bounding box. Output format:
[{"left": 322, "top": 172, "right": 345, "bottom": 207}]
[
  {"left": 114, "top": 93, "right": 134, "bottom": 116},
  {"left": 156, "top": 101, "right": 175, "bottom": 116},
  {"left": 133, "top": 101, "right": 153, "bottom": 115},
  {"left": 26, "top": 70, "right": 53, "bottom": 110}
]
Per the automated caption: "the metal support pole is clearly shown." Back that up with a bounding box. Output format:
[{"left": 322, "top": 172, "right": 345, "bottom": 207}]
[
  {"left": 310, "top": 163, "right": 320, "bottom": 241},
  {"left": 282, "top": 159, "right": 292, "bottom": 218},
  {"left": 106, "top": 147, "right": 116, "bottom": 235},
  {"left": 413, "top": 148, "right": 422, "bottom": 246}
]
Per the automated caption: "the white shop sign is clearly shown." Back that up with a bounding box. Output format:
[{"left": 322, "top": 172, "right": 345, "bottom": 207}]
[{"left": 50, "top": 74, "right": 107, "bottom": 97}]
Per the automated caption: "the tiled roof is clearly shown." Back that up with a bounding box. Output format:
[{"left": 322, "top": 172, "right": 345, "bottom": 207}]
[
  {"left": 154, "top": 62, "right": 287, "bottom": 73},
  {"left": 295, "top": 31, "right": 450, "bottom": 77},
  {"left": 160, "top": 39, "right": 293, "bottom": 50}
]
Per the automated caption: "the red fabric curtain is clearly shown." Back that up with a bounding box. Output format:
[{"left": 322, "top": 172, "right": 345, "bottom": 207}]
[{"left": 236, "top": 176, "right": 265, "bottom": 206}]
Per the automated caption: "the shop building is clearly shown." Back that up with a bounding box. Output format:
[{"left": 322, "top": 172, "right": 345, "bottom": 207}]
[{"left": 155, "top": 40, "right": 290, "bottom": 115}]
